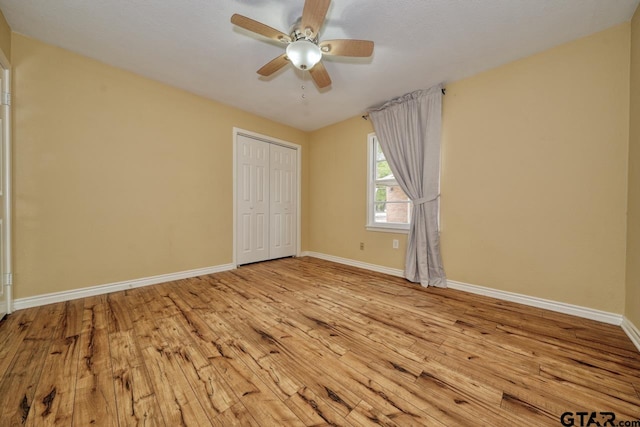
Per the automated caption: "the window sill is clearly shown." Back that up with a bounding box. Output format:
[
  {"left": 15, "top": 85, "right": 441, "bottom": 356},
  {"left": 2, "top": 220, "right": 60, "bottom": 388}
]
[{"left": 366, "top": 225, "right": 409, "bottom": 234}]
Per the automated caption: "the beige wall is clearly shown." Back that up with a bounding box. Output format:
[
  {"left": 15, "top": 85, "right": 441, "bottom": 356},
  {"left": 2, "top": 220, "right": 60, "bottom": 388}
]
[
  {"left": 0, "top": 10, "right": 10, "bottom": 61},
  {"left": 12, "top": 34, "right": 309, "bottom": 299},
  {"left": 309, "top": 24, "right": 631, "bottom": 313},
  {"left": 308, "top": 117, "right": 408, "bottom": 269},
  {"left": 626, "top": 7, "right": 640, "bottom": 326},
  {"left": 441, "top": 23, "right": 630, "bottom": 314}
]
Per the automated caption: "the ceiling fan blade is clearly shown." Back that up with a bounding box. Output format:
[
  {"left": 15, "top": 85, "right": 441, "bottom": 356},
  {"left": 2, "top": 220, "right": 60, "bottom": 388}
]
[
  {"left": 231, "top": 14, "right": 291, "bottom": 43},
  {"left": 309, "top": 61, "right": 331, "bottom": 88},
  {"left": 301, "top": 0, "right": 331, "bottom": 37},
  {"left": 319, "top": 39, "right": 374, "bottom": 57},
  {"left": 257, "top": 54, "right": 290, "bottom": 76}
]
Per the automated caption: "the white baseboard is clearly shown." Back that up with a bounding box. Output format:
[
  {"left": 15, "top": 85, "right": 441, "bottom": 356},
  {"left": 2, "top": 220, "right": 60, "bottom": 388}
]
[
  {"left": 621, "top": 317, "right": 640, "bottom": 352},
  {"left": 301, "top": 251, "right": 624, "bottom": 327},
  {"left": 301, "top": 251, "right": 405, "bottom": 278},
  {"left": 14, "top": 252, "right": 638, "bottom": 353},
  {"left": 447, "top": 280, "right": 622, "bottom": 326},
  {"left": 13, "top": 263, "right": 236, "bottom": 311}
]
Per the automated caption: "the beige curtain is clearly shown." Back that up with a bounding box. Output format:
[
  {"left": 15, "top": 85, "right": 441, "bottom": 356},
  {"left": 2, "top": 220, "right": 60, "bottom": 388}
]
[{"left": 369, "top": 85, "right": 446, "bottom": 287}]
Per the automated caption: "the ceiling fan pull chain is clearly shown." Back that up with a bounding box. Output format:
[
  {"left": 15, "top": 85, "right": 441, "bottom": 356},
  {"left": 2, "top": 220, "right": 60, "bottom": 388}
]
[{"left": 301, "top": 70, "right": 306, "bottom": 99}]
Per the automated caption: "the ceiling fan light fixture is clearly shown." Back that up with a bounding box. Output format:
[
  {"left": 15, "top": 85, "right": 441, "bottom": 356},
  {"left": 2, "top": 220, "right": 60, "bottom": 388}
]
[
  {"left": 231, "top": 0, "right": 373, "bottom": 89},
  {"left": 286, "top": 39, "right": 322, "bottom": 70}
]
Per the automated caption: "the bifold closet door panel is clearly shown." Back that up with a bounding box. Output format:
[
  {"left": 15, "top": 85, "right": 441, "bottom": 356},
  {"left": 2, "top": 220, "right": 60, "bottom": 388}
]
[
  {"left": 236, "top": 135, "right": 270, "bottom": 265},
  {"left": 270, "top": 144, "right": 297, "bottom": 259}
]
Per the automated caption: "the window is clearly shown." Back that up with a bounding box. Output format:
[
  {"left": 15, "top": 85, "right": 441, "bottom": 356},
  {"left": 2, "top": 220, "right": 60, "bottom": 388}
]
[{"left": 367, "top": 133, "right": 411, "bottom": 232}]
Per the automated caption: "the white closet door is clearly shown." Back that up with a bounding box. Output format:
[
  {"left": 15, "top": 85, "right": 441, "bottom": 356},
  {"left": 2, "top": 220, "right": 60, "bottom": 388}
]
[
  {"left": 236, "top": 135, "right": 270, "bottom": 265},
  {"left": 270, "top": 144, "right": 297, "bottom": 259}
]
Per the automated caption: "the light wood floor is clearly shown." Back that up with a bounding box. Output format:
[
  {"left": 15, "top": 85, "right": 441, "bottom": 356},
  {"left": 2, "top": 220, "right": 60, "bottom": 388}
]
[{"left": 1, "top": 257, "right": 639, "bottom": 426}]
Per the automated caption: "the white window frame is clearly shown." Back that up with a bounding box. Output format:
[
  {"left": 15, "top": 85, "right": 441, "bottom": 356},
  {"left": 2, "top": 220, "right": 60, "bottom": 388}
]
[{"left": 366, "top": 133, "right": 410, "bottom": 233}]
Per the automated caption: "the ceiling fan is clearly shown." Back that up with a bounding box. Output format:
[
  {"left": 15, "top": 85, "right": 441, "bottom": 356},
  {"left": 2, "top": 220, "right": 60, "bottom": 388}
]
[{"left": 231, "top": 0, "right": 374, "bottom": 89}]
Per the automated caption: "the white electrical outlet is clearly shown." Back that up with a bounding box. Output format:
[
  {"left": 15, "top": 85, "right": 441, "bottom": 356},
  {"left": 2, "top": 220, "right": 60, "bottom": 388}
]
[{"left": 392, "top": 239, "right": 399, "bottom": 249}]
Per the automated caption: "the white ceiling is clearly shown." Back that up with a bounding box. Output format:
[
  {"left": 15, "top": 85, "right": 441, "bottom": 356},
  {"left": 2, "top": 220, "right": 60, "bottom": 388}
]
[{"left": 0, "top": 0, "right": 638, "bottom": 131}]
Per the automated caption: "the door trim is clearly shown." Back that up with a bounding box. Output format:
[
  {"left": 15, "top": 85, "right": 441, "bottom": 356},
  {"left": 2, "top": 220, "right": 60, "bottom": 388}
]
[
  {"left": 0, "top": 48, "right": 11, "bottom": 316},
  {"left": 232, "top": 128, "right": 302, "bottom": 267}
]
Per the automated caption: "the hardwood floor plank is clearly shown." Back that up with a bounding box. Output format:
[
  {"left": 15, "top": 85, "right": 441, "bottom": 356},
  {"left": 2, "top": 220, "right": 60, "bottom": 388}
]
[
  {"left": 195, "top": 304, "right": 301, "bottom": 400},
  {"left": 110, "top": 329, "right": 165, "bottom": 426},
  {"left": 26, "top": 335, "right": 80, "bottom": 426},
  {"left": 152, "top": 307, "right": 242, "bottom": 421},
  {"left": 339, "top": 350, "right": 478, "bottom": 426},
  {"left": 113, "top": 364, "right": 164, "bottom": 426},
  {"left": 273, "top": 324, "right": 442, "bottom": 426},
  {"left": 154, "top": 289, "right": 223, "bottom": 359},
  {"left": 206, "top": 339, "right": 261, "bottom": 398},
  {"left": 0, "top": 309, "right": 36, "bottom": 378},
  {"left": 214, "top": 401, "right": 260, "bottom": 426},
  {"left": 414, "top": 362, "right": 541, "bottom": 426},
  {"left": 1, "top": 257, "right": 639, "bottom": 425},
  {"left": 24, "top": 303, "right": 65, "bottom": 340},
  {"left": 284, "top": 387, "right": 348, "bottom": 426},
  {"left": 106, "top": 291, "right": 134, "bottom": 333},
  {"left": 0, "top": 303, "right": 68, "bottom": 424},
  {"left": 121, "top": 287, "right": 161, "bottom": 326},
  {"left": 73, "top": 297, "right": 118, "bottom": 426},
  {"left": 0, "top": 337, "right": 53, "bottom": 424},
  {"left": 55, "top": 299, "right": 84, "bottom": 339},
  {"left": 346, "top": 399, "right": 443, "bottom": 427},
  {"left": 147, "top": 285, "right": 182, "bottom": 320},
  {"left": 539, "top": 358, "right": 638, "bottom": 397},
  {"left": 428, "top": 340, "right": 640, "bottom": 420},
  {"left": 534, "top": 370, "right": 640, "bottom": 419},
  {"left": 134, "top": 309, "right": 238, "bottom": 424},
  {"left": 207, "top": 316, "right": 303, "bottom": 400},
  {"left": 239, "top": 387, "right": 306, "bottom": 427},
  {"left": 437, "top": 334, "right": 540, "bottom": 376},
  {"left": 164, "top": 277, "right": 226, "bottom": 311},
  {"left": 175, "top": 345, "right": 238, "bottom": 415},
  {"left": 141, "top": 345, "right": 213, "bottom": 425},
  {"left": 499, "top": 392, "right": 559, "bottom": 426},
  {"left": 495, "top": 323, "right": 640, "bottom": 378},
  {"left": 200, "top": 338, "right": 304, "bottom": 426}
]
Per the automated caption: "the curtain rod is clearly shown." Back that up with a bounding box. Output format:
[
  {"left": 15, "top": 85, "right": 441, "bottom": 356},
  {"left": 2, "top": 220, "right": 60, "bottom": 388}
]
[{"left": 362, "top": 88, "right": 446, "bottom": 120}]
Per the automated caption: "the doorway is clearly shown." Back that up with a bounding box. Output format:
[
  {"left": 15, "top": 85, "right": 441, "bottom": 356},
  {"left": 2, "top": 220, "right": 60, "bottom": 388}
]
[{"left": 233, "top": 129, "right": 301, "bottom": 266}]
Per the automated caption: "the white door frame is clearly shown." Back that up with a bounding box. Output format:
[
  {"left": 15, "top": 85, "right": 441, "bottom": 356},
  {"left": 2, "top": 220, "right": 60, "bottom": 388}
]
[
  {"left": 232, "top": 128, "right": 301, "bottom": 267},
  {"left": 0, "top": 48, "right": 12, "bottom": 315}
]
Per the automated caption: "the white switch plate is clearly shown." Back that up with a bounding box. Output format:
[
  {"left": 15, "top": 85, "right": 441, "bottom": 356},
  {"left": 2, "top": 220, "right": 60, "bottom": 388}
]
[{"left": 392, "top": 239, "right": 399, "bottom": 249}]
